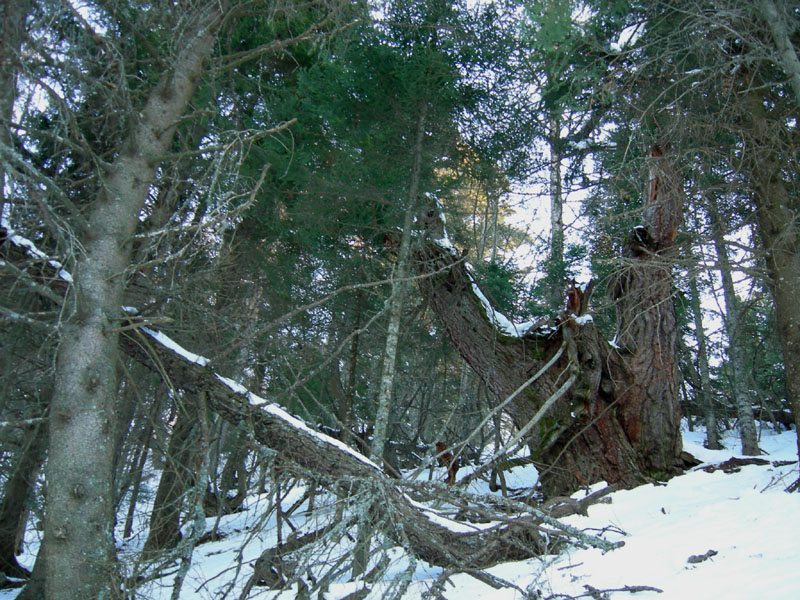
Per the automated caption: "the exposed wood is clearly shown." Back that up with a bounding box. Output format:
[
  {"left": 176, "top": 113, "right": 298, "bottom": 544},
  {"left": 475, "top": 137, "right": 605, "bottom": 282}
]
[{"left": 412, "top": 145, "right": 685, "bottom": 496}]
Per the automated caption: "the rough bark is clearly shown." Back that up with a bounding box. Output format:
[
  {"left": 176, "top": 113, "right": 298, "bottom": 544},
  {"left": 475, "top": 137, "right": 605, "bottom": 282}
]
[
  {"left": 744, "top": 110, "right": 800, "bottom": 475},
  {"left": 118, "top": 327, "right": 617, "bottom": 569},
  {"left": 751, "top": 2, "right": 800, "bottom": 486},
  {"left": 412, "top": 145, "right": 684, "bottom": 496},
  {"left": 42, "top": 6, "right": 222, "bottom": 598}
]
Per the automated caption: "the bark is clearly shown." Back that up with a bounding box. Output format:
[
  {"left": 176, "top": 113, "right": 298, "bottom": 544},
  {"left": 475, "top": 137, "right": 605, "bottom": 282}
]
[
  {"left": 42, "top": 6, "right": 222, "bottom": 598},
  {"left": 708, "top": 202, "right": 759, "bottom": 455},
  {"left": 413, "top": 145, "right": 684, "bottom": 496},
  {"left": 122, "top": 433, "right": 150, "bottom": 540},
  {"left": 546, "top": 112, "right": 566, "bottom": 311},
  {"left": 0, "top": 422, "right": 46, "bottom": 579},
  {"left": 212, "top": 427, "right": 249, "bottom": 514},
  {"left": 0, "top": 0, "right": 31, "bottom": 217},
  {"left": 603, "top": 145, "right": 684, "bottom": 476},
  {"left": 744, "top": 110, "right": 800, "bottom": 474},
  {"left": 142, "top": 403, "right": 200, "bottom": 553},
  {"left": 118, "top": 327, "right": 618, "bottom": 569},
  {"left": 340, "top": 289, "right": 364, "bottom": 430},
  {"left": 753, "top": 0, "right": 800, "bottom": 486},
  {"left": 688, "top": 275, "right": 720, "bottom": 449},
  {"left": 372, "top": 103, "right": 428, "bottom": 463}
]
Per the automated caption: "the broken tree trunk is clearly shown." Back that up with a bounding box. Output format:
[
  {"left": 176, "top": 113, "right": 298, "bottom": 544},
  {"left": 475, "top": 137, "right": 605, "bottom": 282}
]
[
  {"left": 413, "top": 146, "right": 684, "bottom": 496},
  {"left": 118, "top": 326, "right": 617, "bottom": 569}
]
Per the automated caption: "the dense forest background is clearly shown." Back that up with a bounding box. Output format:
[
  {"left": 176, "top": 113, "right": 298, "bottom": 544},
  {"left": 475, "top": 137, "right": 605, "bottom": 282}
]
[{"left": 0, "top": 0, "right": 798, "bottom": 598}]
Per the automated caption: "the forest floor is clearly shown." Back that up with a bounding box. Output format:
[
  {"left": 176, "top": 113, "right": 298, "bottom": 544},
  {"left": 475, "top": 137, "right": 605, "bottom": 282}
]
[{"left": 4, "top": 424, "right": 798, "bottom": 599}]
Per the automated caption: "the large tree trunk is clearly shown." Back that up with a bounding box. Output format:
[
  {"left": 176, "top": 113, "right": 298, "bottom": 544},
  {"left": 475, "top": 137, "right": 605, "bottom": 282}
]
[
  {"left": 746, "top": 9, "right": 800, "bottom": 486},
  {"left": 743, "top": 98, "right": 800, "bottom": 479},
  {"left": 42, "top": 7, "right": 221, "bottom": 598},
  {"left": 414, "top": 145, "right": 684, "bottom": 496}
]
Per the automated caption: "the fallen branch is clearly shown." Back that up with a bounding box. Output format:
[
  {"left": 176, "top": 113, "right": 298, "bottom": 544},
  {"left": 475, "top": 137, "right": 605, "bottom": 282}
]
[{"left": 119, "top": 322, "right": 620, "bottom": 569}]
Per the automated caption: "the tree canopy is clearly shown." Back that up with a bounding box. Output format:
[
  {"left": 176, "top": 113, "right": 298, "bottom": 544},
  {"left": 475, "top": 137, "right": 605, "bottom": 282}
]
[{"left": 1, "top": 0, "right": 798, "bottom": 597}]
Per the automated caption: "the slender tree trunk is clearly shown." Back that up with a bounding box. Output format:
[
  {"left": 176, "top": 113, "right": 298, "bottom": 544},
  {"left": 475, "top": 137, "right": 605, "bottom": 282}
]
[
  {"left": 371, "top": 103, "right": 428, "bottom": 463},
  {"left": 42, "top": 7, "right": 221, "bottom": 597},
  {"left": 708, "top": 202, "right": 759, "bottom": 455},
  {"left": 547, "top": 112, "right": 566, "bottom": 310},
  {"left": 340, "top": 289, "right": 364, "bottom": 430},
  {"left": 0, "top": 421, "right": 46, "bottom": 578},
  {"left": 122, "top": 434, "right": 150, "bottom": 540},
  {"left": 357, "top": 103, "right": 429, "bottom": 579},
  {"left": 688, "top": 275, "right": 720, "bottom": 449},
  {"left": 143, "top": 403, "right": 200, "bottom": 553},
  {"left": 0, "top": 0, "right": 31, "bottom": 218}
]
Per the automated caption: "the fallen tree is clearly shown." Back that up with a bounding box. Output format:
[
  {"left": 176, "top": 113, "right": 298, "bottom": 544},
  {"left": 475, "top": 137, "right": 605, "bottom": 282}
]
[
  {"left": 119, "top": 322, "right": 620, "bottom": 570},
  {"left": 412, "top": 145, "right": 686, "bottom": 496}
]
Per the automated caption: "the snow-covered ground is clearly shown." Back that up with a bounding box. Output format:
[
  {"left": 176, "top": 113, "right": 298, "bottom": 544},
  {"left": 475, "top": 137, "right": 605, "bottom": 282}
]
[{"left": 4, "top": 425, "right": 798, "bottom": 599}]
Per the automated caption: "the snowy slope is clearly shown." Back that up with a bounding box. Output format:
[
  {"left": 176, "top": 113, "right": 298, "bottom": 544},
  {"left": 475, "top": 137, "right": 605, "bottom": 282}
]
[{"left": 3, "top": 426, "right": 798, "bottom": 599}]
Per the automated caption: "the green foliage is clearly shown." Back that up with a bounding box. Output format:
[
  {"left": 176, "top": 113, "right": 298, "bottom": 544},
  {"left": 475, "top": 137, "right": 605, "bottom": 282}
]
[{"left": 474, "top": 261, "right": 527, "bottom": 320}]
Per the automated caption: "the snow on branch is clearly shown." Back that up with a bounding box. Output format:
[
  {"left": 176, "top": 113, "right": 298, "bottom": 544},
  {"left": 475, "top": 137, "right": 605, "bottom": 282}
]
[
  {"left": 1, "top": 216, "right": 73, "bottom": 283},
  {"left": 425, "top": 205, "right": 542, "bottom": 338},
  {"left": 119, "top": 321, "right": 619, "bottom": 569}
]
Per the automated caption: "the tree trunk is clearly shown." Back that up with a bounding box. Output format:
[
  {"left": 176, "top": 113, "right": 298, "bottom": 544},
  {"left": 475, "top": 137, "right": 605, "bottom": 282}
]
[
  {"left": 0, "top": 421, "right": 46, "bottom": 579},
  {"left": 750, "top": 2, "right": 800, "bottom": 486},
  {"left": 371, "top": 103, "right": 428, "bottom": 463},
  {"left": 118, "top": 326, "right": 618, "bottom": 569},
  {"left": 414, "top": 145, "right": 684, "bottom": 496},
  {"left": 142, "top": 403, "right": 200, "bottom": 553},
  {"left": 759, "top": 0, "right": 800, "bottom": 109},
  {"left": 0, "top": 0, "right": 31, "bottom": 218},
  {"left": 340, "top": 289, "right": 364, "bottom": 430},
  {"left": 546, "top": 112, "right": 566, "bottom": 311},
  {"left": 708, "top": 201, "right": 759, "bottom": 455},
  {"left": 42, "top": 7, "right": 221, "bottom": 597},
  {"left": 743, "top": 111, "right": 800, "bottom": 475},
  {"left": 688, "top": 274, "right": 720, "bottom": 449}
]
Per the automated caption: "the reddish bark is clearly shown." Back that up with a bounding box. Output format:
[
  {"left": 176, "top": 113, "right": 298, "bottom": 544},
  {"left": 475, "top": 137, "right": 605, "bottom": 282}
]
[
  {"left": 414, "top": 146, "right": 684, "bottom": 496},
  {"left": 435, "top": 442, "right": 459, "bottom": 484}
]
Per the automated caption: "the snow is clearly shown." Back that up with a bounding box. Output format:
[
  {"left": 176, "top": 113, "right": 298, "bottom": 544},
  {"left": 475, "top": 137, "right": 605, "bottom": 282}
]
[
  {"left": 141, "top": 327, "right": 210, "bottom": 366},
  {"left": 261, "top": 402, "right": 382, "bottom": 473},
  {"left": 139, "top": 326, "right": 383, "bottom": 474},
  {"left": 1, "top": 217, "right": 73, "bottom": 283},
  {"left": 470, "top": 278, "right": 537, "bottom": 337},
  {"left": 3, "top": 426, "right": 798, "bottom": 599},
  {"left": 526, "top": 429, "right": 800, "bottom": 600}
]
